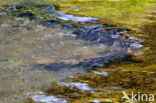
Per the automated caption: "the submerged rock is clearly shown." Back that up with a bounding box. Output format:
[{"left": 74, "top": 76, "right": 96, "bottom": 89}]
[
  {"left": 17, "top": 12, "right": 35, "bottom": 17},
  {"left": 92, "top": 71, "right": 108, "bottom": 76}
]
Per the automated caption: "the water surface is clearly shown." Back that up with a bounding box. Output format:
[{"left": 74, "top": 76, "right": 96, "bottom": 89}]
[{"left": 0, "top": 0, "right": 156, "bottom": 103}]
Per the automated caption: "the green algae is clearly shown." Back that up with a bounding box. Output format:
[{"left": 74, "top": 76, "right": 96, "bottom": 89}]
[
  {"left": 43, "top": 69, "right": 156, "bottom": 103},
  {"left": 46, "top": 83, "right": 91, "bottom": 100},
  {"left": 46, "top": 0, "right": 156, "bottom": 27}
]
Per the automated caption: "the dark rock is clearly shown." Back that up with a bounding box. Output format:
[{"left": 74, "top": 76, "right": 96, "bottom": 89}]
[
  {"left": 72, "top": 28, "right": 86, "bottom": 35},
  {"left": 10, "top": 5, "right": 26, "bottom": 10},
  {"left": 41, "top": 20, "right": 63, "bottom": 27},
  {"left": 62, "top": 23, "right": 77, "bottom": 29},
  {"left": 17, "top": 12, "right": 35, "bottom": 17}
]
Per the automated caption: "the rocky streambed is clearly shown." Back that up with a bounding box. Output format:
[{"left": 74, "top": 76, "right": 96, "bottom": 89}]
[
  {"left": 1, "top": 3, "right": 155, "bottom": 103},
  {"left": 1, "top": 4, "right": 143, "bottom": 70}
]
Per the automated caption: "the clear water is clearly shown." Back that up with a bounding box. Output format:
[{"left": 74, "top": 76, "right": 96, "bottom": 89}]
[
  {"left": 0, "top": 6, "right": 126, "bottom": 103},
  {"left": 0, "top": 0, "right": 155, "bottom": 103}
]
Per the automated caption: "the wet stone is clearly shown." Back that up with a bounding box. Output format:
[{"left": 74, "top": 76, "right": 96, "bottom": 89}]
[
  {"left": 92, "top": 71, "right": 108, "bottom": 76},
  {"left": 73, "top": 27, "right": 131, "bottom": 48}
]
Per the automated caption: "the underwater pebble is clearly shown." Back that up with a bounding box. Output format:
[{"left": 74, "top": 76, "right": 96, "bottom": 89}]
[
  {"left": 93, "top": 71, "right": 108, "bottom": 76},
  {"left": 91, "top": 99, "right": 101, "bottom": 103},
  {"left": 111, "top": 34, "right": 121, "bottom": 39},
  {"left": 105, "top": 99, "right": 113, "bottom": 102}
]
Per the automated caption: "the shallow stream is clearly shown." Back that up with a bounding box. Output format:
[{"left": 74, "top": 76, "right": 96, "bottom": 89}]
[{"left": 0, "top": 0, "right": 156, "bottom": 103}]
